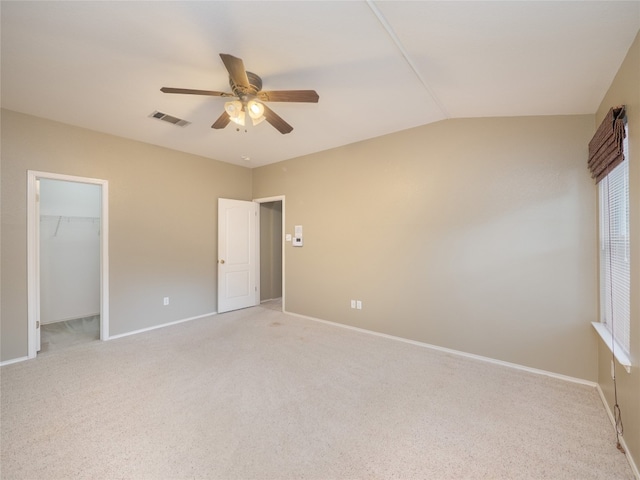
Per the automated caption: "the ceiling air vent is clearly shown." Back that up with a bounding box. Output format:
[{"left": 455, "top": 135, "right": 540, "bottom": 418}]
[{"left": 149, "top": 111, "right": 191, "bottom": 127}]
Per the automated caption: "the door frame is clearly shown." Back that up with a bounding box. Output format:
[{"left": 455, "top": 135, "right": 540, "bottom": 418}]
[
  {"left": 254, "top": 195, "right": 285, "bottom": 311},
  {"left": 27, "top": 170, "right": 110, "bottom": 358}
]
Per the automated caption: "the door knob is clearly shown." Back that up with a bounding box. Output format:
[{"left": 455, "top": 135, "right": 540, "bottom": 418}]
[{"left": 220, "top": 259, "right": 225, "bottom": 264}]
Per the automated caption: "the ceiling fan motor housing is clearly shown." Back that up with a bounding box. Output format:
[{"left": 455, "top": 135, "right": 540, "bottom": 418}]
[{"left": 230, "top": 71, "right": 262, "bottom": 100}]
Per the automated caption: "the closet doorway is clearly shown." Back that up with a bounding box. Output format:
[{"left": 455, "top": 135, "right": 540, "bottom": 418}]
[
  {"left": 256, "top": 196, "right": 284, "bottom": 311},
  {"left": 27, "top": 171, "right": 109, "bottom": 358}
]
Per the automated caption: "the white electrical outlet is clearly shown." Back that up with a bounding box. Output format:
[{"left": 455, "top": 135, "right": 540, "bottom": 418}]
[
  {"left": 163, "top": 297, "right": 170, "bottom": 306},
  {"left": 356, "top": 300, "right": 362, "bottom": 310},
  {"left": 351, "top": 300, "right": 356, "bottom": 309}
]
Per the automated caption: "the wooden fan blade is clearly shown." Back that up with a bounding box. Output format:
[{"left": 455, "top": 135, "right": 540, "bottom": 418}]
[
  {"left": 219, "top": 53, "right": 250, "bottom": 89},
  {"left": 211, "top": 111, "right": 231, "bottom": 129},
  {"left": 262, "top": 104, "right": 293, "bottom": 134},
  {"left": 257, "top": 90, "right": 319, "bottom": 103},
  {"left": 161, "top": 87, "right": 232, "bottom": 97}
]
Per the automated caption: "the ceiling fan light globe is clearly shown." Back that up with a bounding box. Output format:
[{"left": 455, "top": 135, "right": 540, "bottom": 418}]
[
  {"left": 247, "top": 100, "right": 265, "bottom": 119},
  {"left": 251, "top": 115, "right": 266, "bottom": 126},
  {"left": 224, "top": 100, "right": 243, "bottom": 118},
  {"left": 229, "top": 110, "right": 246, "bottom": 126}
]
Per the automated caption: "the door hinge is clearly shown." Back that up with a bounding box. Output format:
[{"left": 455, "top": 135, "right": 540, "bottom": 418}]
[{"left": 36, "top": 321, "right": 40, "bottom": 329}]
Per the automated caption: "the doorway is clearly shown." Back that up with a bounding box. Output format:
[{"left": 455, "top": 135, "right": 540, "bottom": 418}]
[
  {"left": 256, "top": 196, "right": 284, "bottom": 312},
  {"left": 27, "top": 171, "right": 109, "bottom": 358}
]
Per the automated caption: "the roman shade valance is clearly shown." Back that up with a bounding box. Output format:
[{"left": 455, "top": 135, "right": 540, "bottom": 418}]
[{"left": 588, "top": 105, "right": 627, "bottom": 183}]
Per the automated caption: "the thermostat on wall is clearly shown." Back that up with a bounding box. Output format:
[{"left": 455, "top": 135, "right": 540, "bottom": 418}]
[{"left": 293, "top": 225, "right": 303, "bottom": 247}]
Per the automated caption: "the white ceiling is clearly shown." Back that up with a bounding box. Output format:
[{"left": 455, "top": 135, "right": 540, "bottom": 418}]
[{"left": 2, "top": 1, "right": 639, "bottom": 168}]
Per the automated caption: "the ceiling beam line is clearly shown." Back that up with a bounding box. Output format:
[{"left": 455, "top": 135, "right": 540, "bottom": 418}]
[{"left": 366, "top": 0, "right": 450, "bottom": 119}]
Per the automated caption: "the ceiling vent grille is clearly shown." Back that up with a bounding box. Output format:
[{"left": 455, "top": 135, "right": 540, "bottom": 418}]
[{"left": 149, "top": 111, "right": 191, "bottom": 127}]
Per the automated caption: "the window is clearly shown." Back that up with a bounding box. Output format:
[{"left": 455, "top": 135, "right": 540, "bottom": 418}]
[{"left": 598, "top": 120, "right": 630, "bottom": 363}]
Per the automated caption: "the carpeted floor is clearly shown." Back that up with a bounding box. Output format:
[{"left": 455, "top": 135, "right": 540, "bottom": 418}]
[
  {"left": 40, "top": 315, "right": 100, "bottom": 353},
  {"left": 260, "top": 297, "right": 283, "bottom": 311},
  {"left": 1, "top": 305, "right": 634, "bottom": 479}
]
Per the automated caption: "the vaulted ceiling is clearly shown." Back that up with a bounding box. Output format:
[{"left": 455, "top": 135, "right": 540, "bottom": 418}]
[{"left": 2, "top": 1, "right": 639, "bottom": 167}]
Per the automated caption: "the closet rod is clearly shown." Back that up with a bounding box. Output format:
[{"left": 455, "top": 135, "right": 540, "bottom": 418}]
[{"left": 42, "top": 215, "right": 99, "bottom": 237}]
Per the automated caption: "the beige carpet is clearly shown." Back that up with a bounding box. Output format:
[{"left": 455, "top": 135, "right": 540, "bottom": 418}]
[
  {"left": 1, "top": 305, "right": 634, "bottom": 479},
  {"left": 40, "top": 315, "right": 100, "bottom": 353}
]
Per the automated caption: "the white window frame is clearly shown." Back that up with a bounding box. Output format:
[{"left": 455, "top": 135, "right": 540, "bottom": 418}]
[{"left": 592, "top": 120, "right": 631, "bottom": 373}]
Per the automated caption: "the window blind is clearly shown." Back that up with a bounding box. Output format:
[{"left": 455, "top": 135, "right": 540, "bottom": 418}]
[
  {"left": 588, "top": 106, "right": 626, "bottom": 184},
  {"left": 598, "top": 137, "right": 630, "bottom": 356}
]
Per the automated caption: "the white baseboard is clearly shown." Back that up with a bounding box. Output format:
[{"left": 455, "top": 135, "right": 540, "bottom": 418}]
[
  {"left": 261, "top": 297, "right": 282, "bottom": 303},
  {"left": 0, "top": 355, "right": 30, "bottom": 367},
  {"left": 106, "top": 311, "right": 217, "bottom": 340},
  {"left": 284, "top": 310, "right": 597, "bottom": 387},
  {"left": 596, "top": 384, "right": 640, "bottom": 479}
]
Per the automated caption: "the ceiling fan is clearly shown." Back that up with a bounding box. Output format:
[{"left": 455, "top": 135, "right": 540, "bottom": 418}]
[{"left": 160, "top": 53, "right": 319, "bottom": 134}]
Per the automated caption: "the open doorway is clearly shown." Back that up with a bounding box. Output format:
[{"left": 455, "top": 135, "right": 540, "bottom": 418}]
[
  {"left": 256, "top": 196, "right": 284, "bottom": 312},
  {"left": 39, "top": 179, "right": 101, "bottom": 352},
  {"left": 27, "top": 171, "right": 109, "bottom": 359}
]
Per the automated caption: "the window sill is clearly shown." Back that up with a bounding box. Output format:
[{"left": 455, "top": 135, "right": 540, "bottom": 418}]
[{"left": 592, "top": 322, "right": 632, "bottom": 373}]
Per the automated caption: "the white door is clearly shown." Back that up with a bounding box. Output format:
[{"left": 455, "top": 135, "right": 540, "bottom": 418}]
[{"left": 218, "top": 198, "right": 258, "bottom": 313}]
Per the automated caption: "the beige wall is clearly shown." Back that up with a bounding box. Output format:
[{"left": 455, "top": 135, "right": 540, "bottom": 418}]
[
  {"left": 1, "top": 109, "right": 252, "bottom": 361},
  {"left": 253, "top": 114, "right": 598, "bottom": 380},
  {"left": 0, "top": 109, "right": 602, "bottom": 382},
  {"left": 595, "top": 31, "right": 640, "bottom": 470}
]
